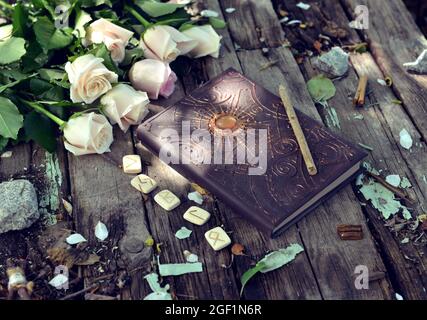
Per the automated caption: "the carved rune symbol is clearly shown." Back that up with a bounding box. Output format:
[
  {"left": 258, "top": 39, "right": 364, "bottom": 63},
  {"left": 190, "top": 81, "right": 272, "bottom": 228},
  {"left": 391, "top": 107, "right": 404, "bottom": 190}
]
[
  {"left": 188, "top": 210, "right": 204, "bottom": 221},
  {"left": 138, "top": 176, "right": 153, "bottom": 186},
  {"left": 160, "top": 192, "right": 176, "bottom": 204},
  {"left": 208, "top": 231, "right": 225, "bottom": 245}
]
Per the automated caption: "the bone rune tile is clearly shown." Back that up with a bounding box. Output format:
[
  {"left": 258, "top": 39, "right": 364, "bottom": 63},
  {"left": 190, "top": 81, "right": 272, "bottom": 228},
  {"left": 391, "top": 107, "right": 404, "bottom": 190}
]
[
  {"left": 131, "top": 174, "right": 157, "bottom": 194},
  {"left": 154, "top": 189, "right": 181, "bottom": 211},
  {"left": 183, "top": 206, "right": 211, "bottom": 226},
  {"left": 123, "top": 155, "right": 142, "bottom": 174},
  {"left": 204, "top": 226, "right": 231, "bottom": 251}
]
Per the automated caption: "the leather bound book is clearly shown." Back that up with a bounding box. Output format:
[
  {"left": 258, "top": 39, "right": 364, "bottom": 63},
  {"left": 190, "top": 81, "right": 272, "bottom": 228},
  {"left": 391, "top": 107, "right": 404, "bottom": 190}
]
[{"left": 137, "top": 68, "right": 367, "bottom": 237}]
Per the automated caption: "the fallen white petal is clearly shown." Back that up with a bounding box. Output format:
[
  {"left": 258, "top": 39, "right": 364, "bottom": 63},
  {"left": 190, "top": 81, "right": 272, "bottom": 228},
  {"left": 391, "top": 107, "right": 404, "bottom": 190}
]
[
  {"left": 377, "top": 79, "right": 387, "bottom": 86},
  {"left": 385, "top": 174, "right": 401, "bottom": 187},
  {"left": 286, "top": 20, "right": 302, "bottom": 26},
  {"left": 200, "top": 9, "right": 219, "bottom": 17},
  {"left": 296, "top": 2, "right": 311, "bottom": 10},
  {"left": 1, "top": 151, "right": 12, "bottom": 158},
  {"left": 395, "top": 293, "right": 404, "bottom": 300},
  {"left": 399, "top": 129, "right": 413, "bottom": 150},
  {"left": 95, "top": 221, "right": 109, "bottom": 241},
  {"left": 188, "top": 191, "right": 203, "bottom": 205},
  {"left": 49, "top": 274, "right": 68, "bottom": 289},
  {"left": 66, "top": 233, "right": 87, "bottom": 245},
  {"left": 186, "top": 253, "right": 199, "bottom": 263},
  {"left": 175, "top": 226, "right": 192, "bottom": 240}
]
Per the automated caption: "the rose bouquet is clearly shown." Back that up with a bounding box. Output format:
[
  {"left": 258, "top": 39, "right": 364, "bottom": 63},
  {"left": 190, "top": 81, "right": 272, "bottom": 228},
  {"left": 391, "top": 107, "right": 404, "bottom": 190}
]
[{"left": 0, "top": 0, "right": 223, "bottom": 155}]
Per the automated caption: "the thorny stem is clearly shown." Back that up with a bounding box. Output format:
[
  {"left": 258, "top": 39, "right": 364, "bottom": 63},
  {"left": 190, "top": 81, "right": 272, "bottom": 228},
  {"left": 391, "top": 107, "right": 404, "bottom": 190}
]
[
  {"left": 21, "top": 99, "right": 66, "bottom": 127},
  {"left": 125, "top": 5, "right": 151, "bottom": 29}
]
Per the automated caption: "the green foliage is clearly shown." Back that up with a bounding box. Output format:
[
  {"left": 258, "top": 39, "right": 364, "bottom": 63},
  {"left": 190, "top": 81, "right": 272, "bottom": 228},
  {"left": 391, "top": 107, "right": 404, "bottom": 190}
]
[
  {"left": 0, "top": 37, "right": 26, "bottom": 65},
  {"left": 240, "top": 244, "right": 304, "bottom": 295},
  {"left": 24, "top": 111, "right": 57, "bottom": 152},
  {"left": 209, "top": 17, "right": 226, "bottom": 29},
  {"left": 135, "top": 0, "right": 186, "bottom": 18},
  {"left": 12, "top": 3, "right": 29, "bottom": 38},
  {"left": 0, "top": 136, "right": 8, "bottom": 152},
  {"left": 307, "top": 74, "right": 336, "bottom": 102},
  {"left": 0, "top": 97, "right": 24, "bottom": 140},
  {"left": 33, "top": 16, "right": 74, "bottom": 51}
]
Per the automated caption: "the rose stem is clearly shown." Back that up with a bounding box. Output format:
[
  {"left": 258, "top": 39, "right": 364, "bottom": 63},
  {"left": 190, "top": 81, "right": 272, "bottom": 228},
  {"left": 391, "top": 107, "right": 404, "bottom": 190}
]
[
  {"left": 124, "top": 5, "right": 151, "bottom": 29},
  {"left": 20, "top": 99, "right": 66, "bottom": 127}
]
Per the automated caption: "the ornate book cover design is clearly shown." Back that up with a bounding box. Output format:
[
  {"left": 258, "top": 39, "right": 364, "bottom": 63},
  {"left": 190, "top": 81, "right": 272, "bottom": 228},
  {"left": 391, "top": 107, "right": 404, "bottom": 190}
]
[{"left": 137, "top": 68, "right": 367, "bottom": 237}]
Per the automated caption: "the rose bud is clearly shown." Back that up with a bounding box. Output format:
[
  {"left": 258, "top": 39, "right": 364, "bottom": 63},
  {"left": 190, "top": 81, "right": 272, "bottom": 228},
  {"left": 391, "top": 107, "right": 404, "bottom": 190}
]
[
  {"left": 63, "top": 112, "right": 114, "bottom": 156},
  {"left": 101, "top": 84, "right": 150, "bottom": 132},
  {"left": 129, "top": 59, "right": 177, "bottom": 99},
  {"left": 182, "top": 25, "right": 222, "bottom": 58},
  {"left": 85, "top": 18, "right": 134, "bottom": 64},
  {"left": 65, "top": 54, "right": 118, "bottom": 104},
  {"left": 140, "top": 25, "right": 197, "bottom": 62}
]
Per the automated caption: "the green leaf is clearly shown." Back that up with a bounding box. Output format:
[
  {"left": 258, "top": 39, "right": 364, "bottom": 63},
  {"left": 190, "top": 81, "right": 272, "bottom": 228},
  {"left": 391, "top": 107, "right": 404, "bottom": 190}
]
[
  {"left": 33, "top": 16, "right": 74, "bottom": 51},
  {"left": 12, "top": 3, "right": 29, "bottom": 38},
  {"left": 80, "top": 0, "right": 112, "bottom": 8},
  {"left": 121, "top": 47, "right": 143, "bottom": 66},
  {"left": 24, "top": 111, "right": 57, "bottom": 152},
  {"left": 73, "top": 8, "right": 92, "bottom": 38},
  {"left": 307, "top": 74, "right": 336, "bottom": 103},
  {"left": 240, "top": 244, "right": 304, "bottom": 295},
  {"left": 258, "top": 244, "right": 304, "bottom": 273},
  {"left": 0, "top": 37, "right": 26, "bottom": 65},
  {"left": 0, "top": 136, "right": 8, "bottom": 152},
  {"left": 0, "top": 96, "right": 24, "bottom": 139},
  {"left": 30, "top": 78, "right": 64, "bottom": 101},
  {"left": 135, "top": 0, "right": 186, "bottom": 18},
  {"left": 90, "top": 43, "right": 122, "bottom": 75},
  {"left": 179, "top": 21, "right": 196, "bottom": 32},
  {"left": 240, "top": 262, "right": 265, "bottom": 296},
  {"left": 209, "top": 17, "right": 226, "bottom": 29},
  {"left": 0, "top": 24, "right": 12, "bottom": 41},
  {"left": 21, "top": 41, "right": 51, "bottom": 72},
  {"left": 0, "top": 73, "right": 37, "bottom": 94}
]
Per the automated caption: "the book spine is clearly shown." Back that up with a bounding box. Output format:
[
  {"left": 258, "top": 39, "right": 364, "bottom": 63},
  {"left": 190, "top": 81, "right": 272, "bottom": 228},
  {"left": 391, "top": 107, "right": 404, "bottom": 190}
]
[{"left": 137, "top": 126, "right": 275, "bottom": 234}]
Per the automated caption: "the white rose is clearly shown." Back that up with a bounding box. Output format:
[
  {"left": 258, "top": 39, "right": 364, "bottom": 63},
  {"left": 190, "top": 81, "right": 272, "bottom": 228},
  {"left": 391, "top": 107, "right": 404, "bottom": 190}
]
[
  {"left": 101, "top": 84, "right": 150, "bottom": 132},
  {"left": 65, "top": 54, "right": 118, "bottom": 104},
  {"left": 182, "top": 25, "right": 222, "bottom": 58},
  {"left": 63, "top": 112, "right": 114, "bottom": 156},
  {"left": 140, "top": 25, "right": 197, "bottom": 62},
  {"left": 85, "top": 18, "right": 134, "bottom": 63},
  {"left": 129, "top": 59, "right": 177, "bottom": 100}
]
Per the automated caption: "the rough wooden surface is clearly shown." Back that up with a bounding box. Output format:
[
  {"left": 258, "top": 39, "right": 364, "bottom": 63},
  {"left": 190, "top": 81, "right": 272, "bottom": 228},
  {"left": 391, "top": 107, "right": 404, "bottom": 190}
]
[{"left": 1, "top": 0, "right": 426, "bottom": 300}]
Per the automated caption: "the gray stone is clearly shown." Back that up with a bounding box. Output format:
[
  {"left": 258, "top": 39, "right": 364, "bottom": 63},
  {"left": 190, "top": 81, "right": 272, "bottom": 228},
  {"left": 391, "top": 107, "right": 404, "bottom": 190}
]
[
  {"left": 403, "top": 49, "right": 427, "bottom": 74},
  {"left": 0, "top": 180, "right": 39, "bottom": 234},
  {"left": 313, "top": 47, "right": 349, "bottom": 77}
]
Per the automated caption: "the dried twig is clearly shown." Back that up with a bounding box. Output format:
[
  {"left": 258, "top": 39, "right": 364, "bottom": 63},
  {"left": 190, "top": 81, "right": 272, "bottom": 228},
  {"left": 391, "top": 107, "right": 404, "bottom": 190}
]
[
  {"left": 353, "top": 75, "right": 368, "bottom": 107},
  {"left": 366, "top": 172, "right": 416, "bottom": 205},
  {"left": 279, "top": 84, "right": 317, "bottom": 175}
]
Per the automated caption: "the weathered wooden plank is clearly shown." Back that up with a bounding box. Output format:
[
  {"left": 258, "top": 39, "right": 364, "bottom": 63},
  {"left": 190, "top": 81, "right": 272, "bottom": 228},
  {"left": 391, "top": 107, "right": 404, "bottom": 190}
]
[
  {"left": 135, "top": 80, "right": 241, "bottom": 300},
  {"left": 342, "top": 0, "right": 427, "bottom": 141},
  {"left": 237, "top": 48, "right": 391, "bottom": 299},
  {"left": 0, "top": 144, "right": 31, "bottom": 178},
  {"left": 176, "top": 0, "right": 323, "bottom": 299},
  {"left": 68, "top": 129, "right": 152, "bottom": 299},
  {"left": 219, "top": 0, "right": 285, "bottom": 49},
  {"left": 219, "top": 0, "right": 393, "bottom": 299},
  {"left": 276, "top": 0, "right": 427, "bottom": 299}
]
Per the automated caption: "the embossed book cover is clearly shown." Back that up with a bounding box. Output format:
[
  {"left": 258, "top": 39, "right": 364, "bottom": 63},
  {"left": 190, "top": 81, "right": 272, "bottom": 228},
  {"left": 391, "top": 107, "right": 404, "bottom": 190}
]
[{"left": 137, "top": 68, "right": 367, "bottom": 237}]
